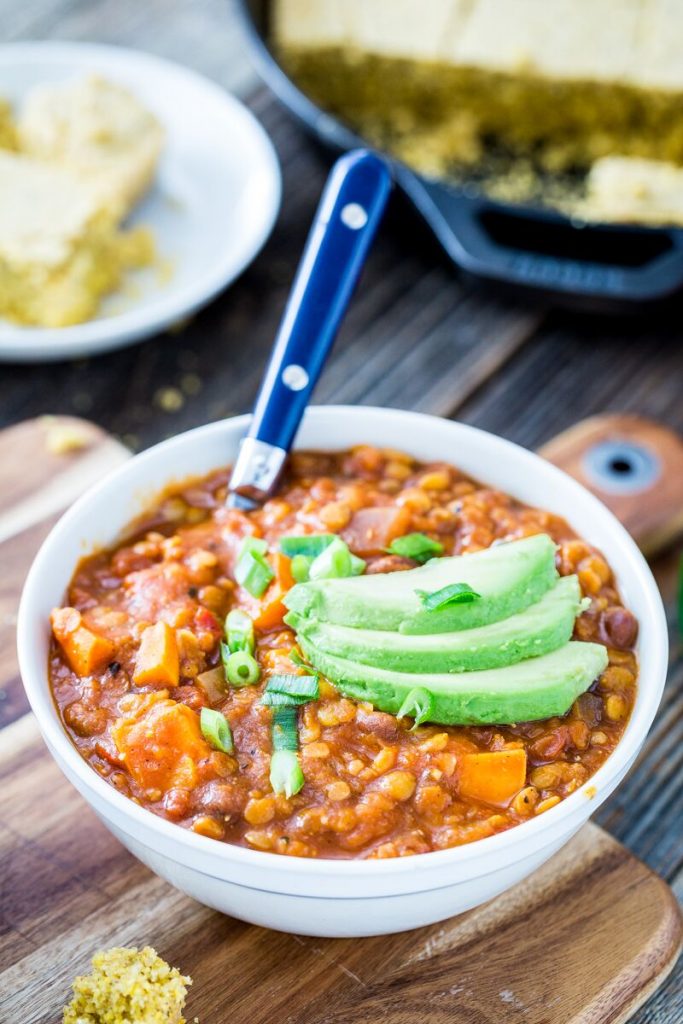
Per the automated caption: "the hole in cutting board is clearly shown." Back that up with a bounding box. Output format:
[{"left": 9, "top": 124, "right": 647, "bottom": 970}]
[{"left": 582, "top": 440, "right": 661, "bottom": 495}]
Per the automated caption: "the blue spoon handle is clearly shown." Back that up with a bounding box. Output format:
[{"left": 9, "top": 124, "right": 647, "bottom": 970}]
[{"left": 229, "top": 148, "right": 392, "bottom": 505}]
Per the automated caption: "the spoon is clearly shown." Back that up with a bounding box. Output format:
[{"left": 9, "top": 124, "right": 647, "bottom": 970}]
[{"left": 227, "top": 148, "right": 393, "bottom": 508}]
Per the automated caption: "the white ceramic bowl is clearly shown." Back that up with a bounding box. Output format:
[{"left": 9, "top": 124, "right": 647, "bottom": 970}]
[{"left": 17, "top": 407, "right": 668, "bottom": 936}]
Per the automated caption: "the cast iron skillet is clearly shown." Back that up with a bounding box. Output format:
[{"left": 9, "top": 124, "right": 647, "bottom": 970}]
[{"left": 236, "top": 0, "right": 683, "bottom": 310}]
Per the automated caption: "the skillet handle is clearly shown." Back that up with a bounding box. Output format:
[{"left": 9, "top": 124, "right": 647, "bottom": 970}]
[
  {"left": 401, "top": 172, "right": 683, "bottom": 306},
  {"left": 229, "top": 148, "right": 392, "bottom": 504}
]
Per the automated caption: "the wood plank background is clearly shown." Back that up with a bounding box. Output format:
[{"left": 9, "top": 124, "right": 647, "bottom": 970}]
[{"left": 1, "top": 2, "right": 682, "bottom": 1019}]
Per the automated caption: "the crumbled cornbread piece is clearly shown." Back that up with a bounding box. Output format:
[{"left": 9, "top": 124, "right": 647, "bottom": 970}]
[
  {"left": 42, "top": 417, "right": 92, "bottom": 455},
  {"left": 0, "top": 150, "right": 154, "bottom": 327},
  {"left": 0, "top": 98, "right": 17, "bottom": 150},
  {"left": 62, "top": 946, "right": 191, "bottom": 1024},
  {"left": 19, "top": 75, "right": 164, "bottom": 223},
  {"left": 155, "top": 386, "right": 185, "bottom": 413}
]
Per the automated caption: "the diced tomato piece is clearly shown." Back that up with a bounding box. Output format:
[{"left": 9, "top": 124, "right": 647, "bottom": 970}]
[
  {"left": 195, "top": 606, "right": 221, "bottom": 634},
  {"left": 342, "top": 506, "right": 412, "bottom": 556}
]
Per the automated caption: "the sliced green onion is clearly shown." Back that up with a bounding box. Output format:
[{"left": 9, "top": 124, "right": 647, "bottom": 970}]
[
  {"left": 200, "top": 707, "right": 234, "bottom": 753},
  {"left": 279, "top": 534, "right": 336, "bottom": 558},
  {"left": 261, "top": 691, "right": 309, "bottom": 707},
  {"left": 270, "top": 749, "right": 304, "bottom": 798},
  {"left": 290, "top": 554, "right": 313, "bottom": 582},
  {"left": 266, "top": 673, "right": 319, "bottom": 700},
  {"left": 225, "top": 609, "right": 255, "bottom": 654},
  {"left": 397, "top": 687, "right": 434, "bottom": 730},
  {"left": 235, "top": 548, "right": 274, "bottom": 597},
  {"left": 240, "top": 536, "right": 268, "bottom": 557},
  {"left": 416, "top": 582, "right": 480, "bottom": 611},
  {"left": 270, "top": 705, "right": 304, "bottom": 794},
  {"left": 271, "top": 705, "right": 299, "bottom": 751},
  {"left": 224, "top": 648, "right": 260, "bottom": 686},
  {"left": 388, "top": 532, "right": 443, "bottom": 563},
  {"left": 289, "top": 648, "right": 316, "bottom": 674},
  {"left": 350, "top": 553, "right": 367, "bottom": 576},
  {"left": 308, "top": 537, "right": 353, "bottom": 580}
]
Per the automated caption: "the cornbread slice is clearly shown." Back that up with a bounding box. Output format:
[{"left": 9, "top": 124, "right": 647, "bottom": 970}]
[
  {"left": 19, "top": 75, "right": 164, "bottom": 223},
  {"left": 62, "top": 946, "right": 191, "bottom": 1024},
  {"left": 275, "top": 0, "right": 683, "bottom": 179},
  {"left": 581, "top": 157, "right": 683, "bottom": 226},
  {"left": 0, "top": 151, "right": 153, "bottom": 327}
]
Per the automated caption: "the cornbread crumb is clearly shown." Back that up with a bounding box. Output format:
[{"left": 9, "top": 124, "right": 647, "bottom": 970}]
[
  {"left": 155, "top": 386, "right": 185, "bottom": 413},
  {"left": 0, "top": 98, "right": 17, "bottom": 150},
  {"left": 62, "top": 946, "right": 191, "bottom": 1024},
  {"left": 43, "top": 418, "right": 91, "bottom": 455}
]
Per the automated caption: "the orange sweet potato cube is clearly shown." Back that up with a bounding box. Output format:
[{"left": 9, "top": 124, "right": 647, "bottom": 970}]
[
  {"left": 457, "top": 749, "right": 527, "bottom": 807},
  {"left": 133, "top": 622, "right": 179, "bottom": 688},
  {"left": 51, "top": 607, "right": 116, "bottom": 677}
]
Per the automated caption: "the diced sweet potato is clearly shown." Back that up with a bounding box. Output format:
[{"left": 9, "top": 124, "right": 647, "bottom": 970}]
[
  {"left": 133, "top": 622, "right": 179, "bottom": 688},
  {"left": 51, "top": 607, "right": 116, "bottom": 677},
  {"left": 457, "top": 749, "right": 527, "bottom": 807},
  {"left": 342, "top": 506, "right": 412, "bottom": 556},
  {"left": 112, "top": 694, "right": 211, "bottom": 794},
  {"left": 253, "top": 553, "right": 294, "bottom": 631}
]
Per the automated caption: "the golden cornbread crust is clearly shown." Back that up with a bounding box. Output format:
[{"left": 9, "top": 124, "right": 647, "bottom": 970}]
[
  {"left": 62, "top": 946, "right": 191, "bottom": 1024},
  {"left": 282, "top": 47, "right": 683, "bottom": 171}
]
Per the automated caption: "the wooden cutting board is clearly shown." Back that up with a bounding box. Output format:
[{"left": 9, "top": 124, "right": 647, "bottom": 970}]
[{"left": 1, "top": 415, "right": 681, "bottom": 1024}]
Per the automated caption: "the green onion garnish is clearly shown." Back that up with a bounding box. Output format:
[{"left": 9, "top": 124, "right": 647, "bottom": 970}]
[
  {"left": 234, "top": 539, "right": 274, "bottom": 597},
  {"left": 350, "top": 553, "right": 367, "bottom": 576},
  {"left": 397, "top": 687, "right": 434, "bottom": 730},
  {"left": 289, "top": 648, "right": 316, "bottom": 673},
  {"left": 225, "top": 608, "right": 255, "bottom": 654},
  {"left": 241, "top": 536, "right": 268, "bottom": 557},
  {"left": 270, "top": 705, "right": 304, "bottom": 797},
  {"left": 266, "top": 673, "right": 320, "bottom": 700},
  {"left": 272, "top": 705, "right": 299, "bottom": 750},
  {"left": 270, "top": 750, "right": 304, "bottom": 798},
  {"left": 416, "top": 582, "right": 480, "bottom": 610},
  {"left": 308, "top": 536, "right": 352, "bottom": 579},
  {"left": 200, "top": 707, "right": 234, "bottom": 753},
  {"left": 388, "top": 532, "right": 444, "bottom": 563},
  {"left": 290, "top": 553, "right": 313, "bottom": 582},
  {"left": 261, "top": 691, "right": 310, "bottom": 707},
  {"left": 224, "top": 648, "right": 260, "bottom": 686},
  {"left": 279, "top": 534, "right": 336, "bottom": 557}
]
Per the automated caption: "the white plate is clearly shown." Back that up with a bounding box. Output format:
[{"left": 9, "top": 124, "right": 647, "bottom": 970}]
[{"left": 0, "top": 42, "right": 281, "bottom": 362}]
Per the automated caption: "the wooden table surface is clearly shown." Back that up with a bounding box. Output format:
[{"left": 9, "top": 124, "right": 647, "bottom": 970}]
[{"left": 1, "top": 2, "right": 682, "bottom": 1020}]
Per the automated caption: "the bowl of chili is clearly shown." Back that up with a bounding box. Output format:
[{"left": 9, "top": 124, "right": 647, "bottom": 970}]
[{"left": 17, "top": 406, "right": 668, "bottom": 936}]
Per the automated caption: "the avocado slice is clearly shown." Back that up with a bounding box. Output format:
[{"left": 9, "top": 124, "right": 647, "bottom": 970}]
[
  {"left": 284, "top": 533, "right": 558, "bottom": 634},
  {"left": 298, "top": 638, "right": 608, "bottom": 725},
  {"left": 288, "top": 576, "right": 585, "bottom": 674}
]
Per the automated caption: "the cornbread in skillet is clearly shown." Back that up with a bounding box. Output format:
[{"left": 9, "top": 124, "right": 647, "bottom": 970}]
[
  {"left": 62, "top": 946, "right": 191, "bottom": 1024},
  {"left": 19, "top": 75, "right": 164, "bottom": 222},
  {"left": 274, "top": 0, "right": 683, "bottom": 213},
  {"left": 0, "top": 151, "right": 153, "bottom": 327}
]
